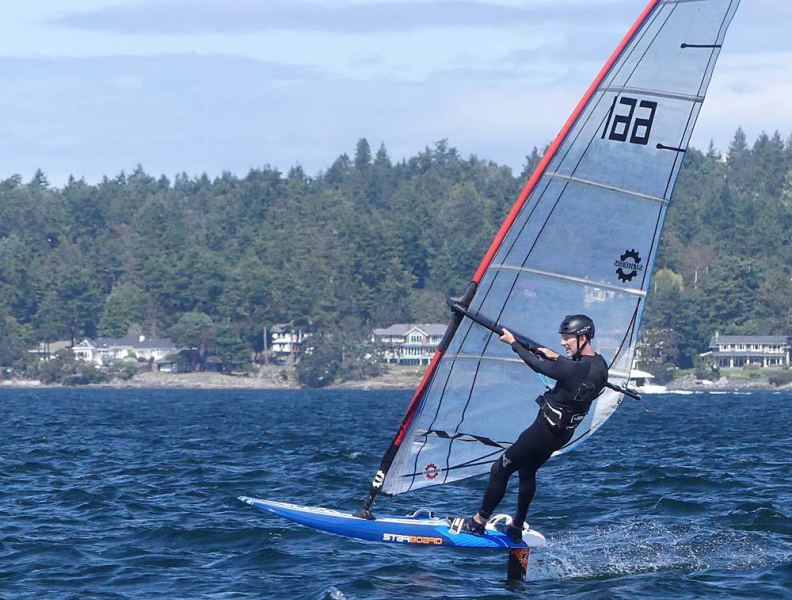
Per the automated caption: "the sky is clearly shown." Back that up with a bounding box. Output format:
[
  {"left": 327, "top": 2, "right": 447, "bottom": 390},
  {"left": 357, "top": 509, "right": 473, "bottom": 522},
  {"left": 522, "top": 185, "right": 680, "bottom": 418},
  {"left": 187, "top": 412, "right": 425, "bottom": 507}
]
[{"left": 0, "top": 0, "right": 790, "bottom": 186}]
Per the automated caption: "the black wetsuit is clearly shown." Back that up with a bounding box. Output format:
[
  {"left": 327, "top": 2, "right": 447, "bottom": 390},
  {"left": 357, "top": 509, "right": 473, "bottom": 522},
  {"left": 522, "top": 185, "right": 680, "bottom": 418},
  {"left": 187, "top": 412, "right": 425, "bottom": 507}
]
[{"left": 477, "top": 343, "right": 608, "bottom": 528}]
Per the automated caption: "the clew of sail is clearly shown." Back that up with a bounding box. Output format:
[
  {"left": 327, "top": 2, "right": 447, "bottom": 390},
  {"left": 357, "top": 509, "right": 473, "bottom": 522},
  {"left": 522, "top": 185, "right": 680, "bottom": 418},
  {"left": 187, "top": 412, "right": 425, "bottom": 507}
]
[{"left": 362, "top": 0, "right": 741, "bottom": 505}]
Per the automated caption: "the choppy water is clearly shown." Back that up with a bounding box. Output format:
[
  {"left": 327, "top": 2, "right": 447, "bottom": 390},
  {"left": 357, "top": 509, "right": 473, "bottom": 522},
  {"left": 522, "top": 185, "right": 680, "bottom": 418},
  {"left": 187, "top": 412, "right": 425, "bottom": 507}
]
[{"left": 1, "top": 388, "right": 790, "bottom": 599}]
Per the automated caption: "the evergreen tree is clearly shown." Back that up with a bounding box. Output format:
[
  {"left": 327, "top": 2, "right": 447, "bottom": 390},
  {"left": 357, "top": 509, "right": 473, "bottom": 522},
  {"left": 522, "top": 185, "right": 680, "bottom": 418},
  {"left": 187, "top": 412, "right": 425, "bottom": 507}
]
[
  {"left": 0, "top": 311, "right": 32, "bottom": 367},
  {"left": 99, "top": 282, "right": 147, "bottom": 337},
  {"left": 169, "top": 312, "right": 216, "bottom": 370},
  {"left": 354, "top": 138, "right": 372, "bottom": 169}
]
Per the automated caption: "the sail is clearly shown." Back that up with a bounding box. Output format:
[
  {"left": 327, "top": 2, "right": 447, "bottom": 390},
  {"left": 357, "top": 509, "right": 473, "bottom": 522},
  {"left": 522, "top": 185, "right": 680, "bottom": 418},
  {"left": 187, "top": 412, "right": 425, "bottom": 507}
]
[{"left": 365, "top": 0, "right": 741, "bottom": 501}]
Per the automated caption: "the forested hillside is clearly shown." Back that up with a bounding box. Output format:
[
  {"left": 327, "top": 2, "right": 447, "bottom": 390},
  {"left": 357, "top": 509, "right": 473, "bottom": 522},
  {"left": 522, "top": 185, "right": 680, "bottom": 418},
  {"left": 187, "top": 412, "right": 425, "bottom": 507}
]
[
  {"left": 0, "top": 131, "right": 789, "bottom": 379},
  {"left": 642, "top": 130, "right": 791, "bottom": 378}
]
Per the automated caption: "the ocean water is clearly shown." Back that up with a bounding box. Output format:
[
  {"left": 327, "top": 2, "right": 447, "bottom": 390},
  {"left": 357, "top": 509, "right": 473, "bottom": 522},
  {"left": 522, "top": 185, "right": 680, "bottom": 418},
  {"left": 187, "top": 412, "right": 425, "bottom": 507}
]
[{"left": 0, "top": 388, "right": 790, "bottom": 599}]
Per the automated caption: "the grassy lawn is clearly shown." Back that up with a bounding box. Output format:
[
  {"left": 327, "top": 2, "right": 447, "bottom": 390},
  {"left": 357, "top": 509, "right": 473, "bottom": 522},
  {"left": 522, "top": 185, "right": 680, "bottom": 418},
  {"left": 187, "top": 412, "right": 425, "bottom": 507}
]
[{"left": 671, "top": 368, "right": 695, "bottom": 379}]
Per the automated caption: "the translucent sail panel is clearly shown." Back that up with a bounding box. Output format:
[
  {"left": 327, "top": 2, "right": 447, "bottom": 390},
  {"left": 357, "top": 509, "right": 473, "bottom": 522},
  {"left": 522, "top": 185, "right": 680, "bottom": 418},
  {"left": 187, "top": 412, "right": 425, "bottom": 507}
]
[
  {"left": 547, "top": 0, "right": 742, "bottom": 201},
  {"left": 467, "top": 272, "right": 641, "bottom": 375},
  {"left": 604, "top": 0, "right": 741, "bottom": 97},
  {"left": 488, "top": 177, "right": 663, "bottom": 294},
  {"left": 381, "top": 275, "right": 637, "bottom": 495},
  {"left": 380, "top": 0, "right": 740, "bottom": 496},
  {"left": 384, "top": 350, "right": 547, "bottom": 495}
]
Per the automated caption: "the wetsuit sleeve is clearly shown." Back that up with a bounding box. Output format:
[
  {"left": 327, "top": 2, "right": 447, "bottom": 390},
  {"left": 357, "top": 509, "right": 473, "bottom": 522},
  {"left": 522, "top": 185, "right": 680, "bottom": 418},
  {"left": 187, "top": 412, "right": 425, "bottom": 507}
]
[{"left": 511, "top": 342, "right": 582, "bottom": 381}]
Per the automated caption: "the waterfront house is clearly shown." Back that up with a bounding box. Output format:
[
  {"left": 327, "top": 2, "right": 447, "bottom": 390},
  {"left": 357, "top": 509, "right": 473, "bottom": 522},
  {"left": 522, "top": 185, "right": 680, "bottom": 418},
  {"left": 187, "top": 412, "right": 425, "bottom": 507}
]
[
  {"left": 707, "top": 333, "right": 790, "bottom": 369},
  {"left": 73, "top": 336, "right": 178, "bottom": 367},
  {"left": 269, "top": 324, "right": 310, "bottom": 356},
  {"left": 372, "top": 323, "right": 446, "bottom": 366},
  {"left": 155, "top": 356, "right": 190, "bottom": 373}
]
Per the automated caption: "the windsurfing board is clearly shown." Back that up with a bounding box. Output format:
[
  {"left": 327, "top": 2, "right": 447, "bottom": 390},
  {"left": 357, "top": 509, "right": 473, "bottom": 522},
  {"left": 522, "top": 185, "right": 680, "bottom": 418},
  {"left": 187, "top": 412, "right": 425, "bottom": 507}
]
[{"left": 239, "top": 497, "right": 546, "bottom": 549}]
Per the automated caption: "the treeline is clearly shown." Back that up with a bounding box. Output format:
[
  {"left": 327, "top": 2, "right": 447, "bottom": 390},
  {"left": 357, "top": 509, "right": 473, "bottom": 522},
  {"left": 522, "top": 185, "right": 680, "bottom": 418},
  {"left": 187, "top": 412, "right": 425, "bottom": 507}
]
[{"left": 0, "top": 132, "right": 790, "bottom": 382}]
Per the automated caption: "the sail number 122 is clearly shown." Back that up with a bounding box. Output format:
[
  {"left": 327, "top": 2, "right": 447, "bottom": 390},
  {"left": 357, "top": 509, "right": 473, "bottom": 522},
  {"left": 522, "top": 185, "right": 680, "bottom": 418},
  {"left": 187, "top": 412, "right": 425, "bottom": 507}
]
[{"left": 601, "top": 96, "right": 657, "bottom": 145}]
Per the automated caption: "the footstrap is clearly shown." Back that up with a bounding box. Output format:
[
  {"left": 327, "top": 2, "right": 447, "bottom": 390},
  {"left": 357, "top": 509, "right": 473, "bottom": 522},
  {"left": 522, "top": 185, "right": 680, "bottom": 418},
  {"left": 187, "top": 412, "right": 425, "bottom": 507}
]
[{"left": 448, "top": 517, "right": 465, "bottom": 535}]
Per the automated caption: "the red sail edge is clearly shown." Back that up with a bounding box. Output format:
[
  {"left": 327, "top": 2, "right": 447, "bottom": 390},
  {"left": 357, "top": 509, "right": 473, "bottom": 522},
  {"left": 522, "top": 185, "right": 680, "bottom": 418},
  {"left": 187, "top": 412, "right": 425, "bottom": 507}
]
[
  {"left": 394, "top": 349, "right": 442, "bottom": 446},
  {"left": 359, "top": 0, "right": 662, "bottom": 513}
]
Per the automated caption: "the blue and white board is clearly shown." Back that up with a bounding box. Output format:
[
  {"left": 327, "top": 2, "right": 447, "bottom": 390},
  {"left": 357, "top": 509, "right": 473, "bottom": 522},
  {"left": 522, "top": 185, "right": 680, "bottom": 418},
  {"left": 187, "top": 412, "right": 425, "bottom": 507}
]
[{"left": 239, "top": 497, "right": 546, "bottom": 549}]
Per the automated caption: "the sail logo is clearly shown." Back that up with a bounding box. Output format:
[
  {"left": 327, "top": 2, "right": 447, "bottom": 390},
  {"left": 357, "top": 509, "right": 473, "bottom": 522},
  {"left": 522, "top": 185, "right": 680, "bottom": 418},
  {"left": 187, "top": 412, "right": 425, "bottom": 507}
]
[
  {"left": 371, "top": 470, "right": 385, "bottom": 488},
  {"left": 614, "top": 249, "right": 643, "bottom": 282},
  {"left": 423, "top": 463, "right": 440, "bottom": 480}
]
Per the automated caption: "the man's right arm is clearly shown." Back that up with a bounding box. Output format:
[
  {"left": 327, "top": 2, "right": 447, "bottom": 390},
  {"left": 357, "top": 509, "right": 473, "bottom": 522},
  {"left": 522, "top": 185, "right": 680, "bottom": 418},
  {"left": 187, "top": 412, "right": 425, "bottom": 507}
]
[{"left": 511, "top": 342, "right": 567, "bottom": 379}]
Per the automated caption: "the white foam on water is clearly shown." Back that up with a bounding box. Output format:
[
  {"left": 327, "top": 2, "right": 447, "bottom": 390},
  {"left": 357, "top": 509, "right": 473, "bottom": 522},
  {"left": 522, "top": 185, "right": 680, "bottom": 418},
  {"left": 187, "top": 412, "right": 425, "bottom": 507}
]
[
  {"left": 324, "top": 586, "right": 346, "bottom": 600},
  {"left": 530, "top": 518, "right": 775, "bottom": 581}
]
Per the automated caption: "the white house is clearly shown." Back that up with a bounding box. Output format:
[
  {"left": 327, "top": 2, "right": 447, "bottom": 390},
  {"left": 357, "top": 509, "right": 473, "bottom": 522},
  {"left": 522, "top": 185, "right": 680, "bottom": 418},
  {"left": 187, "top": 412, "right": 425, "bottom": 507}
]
[
  {"left": 269, "top": 324, "right": 310, "bottom": 356},
  {"left": 372, "top": 323, "right": 446, "bottom": 366},
  {"left": 707, "top": 333, "right": 790, "bottom": 369},
  {"left": 73, "top": 336, "right": 178, "bottom": 366}
]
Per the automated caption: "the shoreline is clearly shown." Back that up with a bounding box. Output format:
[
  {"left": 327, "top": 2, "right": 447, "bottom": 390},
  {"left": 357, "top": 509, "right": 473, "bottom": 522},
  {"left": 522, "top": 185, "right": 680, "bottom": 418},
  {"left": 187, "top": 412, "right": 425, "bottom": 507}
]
[
  {"left": 0, "top": 365, "right": 424, "bottom": 391},
  {"left": 663, "top": 374, "right": 792, "bottom": 393},
  {"left": 1, "top": 367, "right": 789, "bottom": 393}
]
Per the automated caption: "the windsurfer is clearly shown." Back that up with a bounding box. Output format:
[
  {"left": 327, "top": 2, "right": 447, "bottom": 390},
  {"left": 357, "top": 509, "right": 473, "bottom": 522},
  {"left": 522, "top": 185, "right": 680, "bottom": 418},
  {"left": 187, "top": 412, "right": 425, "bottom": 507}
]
[{"left": 460, "top": 314, "right": 608, "bottom": 541}]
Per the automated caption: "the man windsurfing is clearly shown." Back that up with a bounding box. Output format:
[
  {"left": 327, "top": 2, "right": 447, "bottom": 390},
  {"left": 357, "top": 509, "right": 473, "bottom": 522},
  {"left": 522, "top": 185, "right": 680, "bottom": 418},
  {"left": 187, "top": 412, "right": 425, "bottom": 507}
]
[{"left": 458, "top": 314, "right": 608, "bottom": 541}]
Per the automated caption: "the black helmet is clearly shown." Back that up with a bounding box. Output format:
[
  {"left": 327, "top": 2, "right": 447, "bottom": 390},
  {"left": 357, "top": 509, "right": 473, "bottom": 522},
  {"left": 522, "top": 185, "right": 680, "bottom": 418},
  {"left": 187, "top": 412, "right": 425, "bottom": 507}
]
[{"left": 559, "top": 314, "right": 595, "bottom": 339}]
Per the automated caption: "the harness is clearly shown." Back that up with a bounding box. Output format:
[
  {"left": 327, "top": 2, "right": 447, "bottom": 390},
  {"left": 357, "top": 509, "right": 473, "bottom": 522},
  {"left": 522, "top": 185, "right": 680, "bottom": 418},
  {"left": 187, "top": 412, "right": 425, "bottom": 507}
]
[
  {"left": 541, "top": 401, "right": 587, "bottom": 432},
  {"left": 539, "top": 358, "right": 608, "bottom": 434}
]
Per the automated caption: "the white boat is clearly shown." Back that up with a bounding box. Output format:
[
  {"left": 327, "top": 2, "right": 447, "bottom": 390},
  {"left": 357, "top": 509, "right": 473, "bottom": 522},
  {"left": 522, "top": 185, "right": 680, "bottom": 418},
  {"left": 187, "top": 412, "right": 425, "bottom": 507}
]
[{"left": 628, "top": 368, "right": 667, "bottom": 394}]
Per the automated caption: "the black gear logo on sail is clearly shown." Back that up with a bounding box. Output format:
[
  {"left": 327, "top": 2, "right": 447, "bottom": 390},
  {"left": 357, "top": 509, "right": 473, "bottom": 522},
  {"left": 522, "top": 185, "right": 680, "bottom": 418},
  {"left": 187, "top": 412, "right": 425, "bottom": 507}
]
[{"left": 615, "top": 249, "right": 642, "bottom": 282}]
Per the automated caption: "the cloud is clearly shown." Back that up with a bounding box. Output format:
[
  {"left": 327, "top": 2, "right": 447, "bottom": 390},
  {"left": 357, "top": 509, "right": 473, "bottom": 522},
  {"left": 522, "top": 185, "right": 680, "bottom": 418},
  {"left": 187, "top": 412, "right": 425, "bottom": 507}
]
[
  {"left": 0, "top": 54, "right": 335, "bottom": 183},
  {"left": 0, "top": 51, "right": 601, "bottom": 184},
  {"left": 0, "top": 39, "right": 789, "bottom": 187},
  {"left": 54, "top": 0, "right": 632, "bottom": 35}
]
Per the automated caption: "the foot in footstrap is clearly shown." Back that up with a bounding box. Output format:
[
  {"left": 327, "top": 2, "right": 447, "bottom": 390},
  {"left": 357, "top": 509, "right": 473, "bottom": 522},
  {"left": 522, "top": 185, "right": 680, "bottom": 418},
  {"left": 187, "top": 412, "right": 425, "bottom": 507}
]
[
  {"left": 494, "top": 521, "right": 523, "bottom": 542},
  {"left": 449, "top": 516, "right": 486, "bottom": 536},
  {"left": 488, "top": 514, "right": 525, "bottom": 542}
]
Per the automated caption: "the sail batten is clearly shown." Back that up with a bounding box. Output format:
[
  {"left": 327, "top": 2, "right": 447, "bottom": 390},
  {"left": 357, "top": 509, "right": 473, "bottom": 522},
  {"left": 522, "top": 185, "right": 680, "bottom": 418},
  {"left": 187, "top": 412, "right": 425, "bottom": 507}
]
[
  {"left": 598, "top": 86, "right": 705, "bottom": 103},
  {"left": 488, "top": 265, "right": 648, "bottom": 297},
  {"left": 361, "top": 0, "right": 741, "bottom": 503},
  {"left": 443, "top": 354, "right": 523, "bottom": 365},
  {"left": 544, "top": 171, "right": 670, "bottom": 205},
  {"left": 661, "top": 0, "right": 714, "bottom": 5}
]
